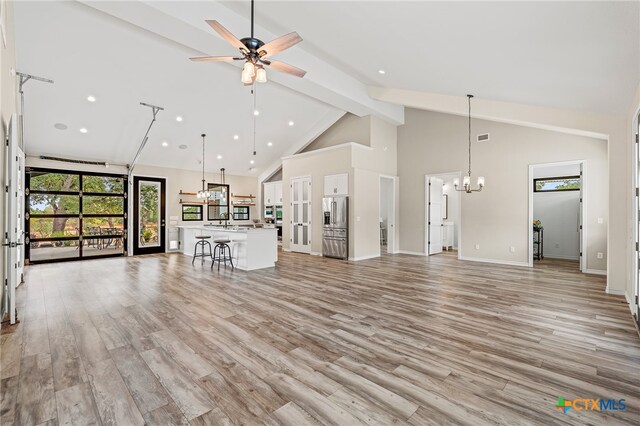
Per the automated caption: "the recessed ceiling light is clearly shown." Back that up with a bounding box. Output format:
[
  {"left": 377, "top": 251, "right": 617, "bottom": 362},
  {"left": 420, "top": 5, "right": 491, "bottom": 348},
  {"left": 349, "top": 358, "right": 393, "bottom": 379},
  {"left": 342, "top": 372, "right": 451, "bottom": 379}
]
[
  {"left": 267, "top": 141, "right": 273, "bottom": 147},
  {"left": 54, "top": 123, "right": 67, "bottom": 130},
  {"left": 179, "top": 144, "right": 188, "bottom": 150},
  {"left": 250, "top": 160, "right": 255, "bottom": 164},
  {"left": 79, "top": 128, "right": 88, "bottom": 134},
  {"left": 176, "top": 116, "right": 183, "bottom": 122},
  {"left": 217, "top": 155, "right": 222, "bottom": 159},
  {"left": 87, "top": 95, "right": 96, "bottom": 102},
  {"left": 162, "top": 141, "right": 169, "bottom": 147},
  {"left": 233, "top": 134, "right": 239, "bottom": 140},
  {"left": 288, "top": 121, "right": 294, "bottom": 127},
  {"left": 378, "top": 69, "right": 386, "bottom": 75},
  {"left": 253, "top": 109, "right": 260, "bottom": 116}
]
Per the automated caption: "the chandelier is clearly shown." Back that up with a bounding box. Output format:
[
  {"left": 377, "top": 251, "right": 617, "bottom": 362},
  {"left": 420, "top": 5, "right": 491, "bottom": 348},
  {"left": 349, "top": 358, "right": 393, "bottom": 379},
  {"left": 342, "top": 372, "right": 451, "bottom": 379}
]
[
  {"left": 454, "top": 94, "right": 485, "bottom": 193},
  {"left": 197, "top": 134, "right": 211, "bottom": 199}
]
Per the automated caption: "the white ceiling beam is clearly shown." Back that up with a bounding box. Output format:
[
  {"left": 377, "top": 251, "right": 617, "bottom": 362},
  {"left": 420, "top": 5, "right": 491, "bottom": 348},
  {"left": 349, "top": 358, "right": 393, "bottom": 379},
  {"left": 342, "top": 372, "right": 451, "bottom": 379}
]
[{"left": 77, "top": 0, "right": 404, "bottom": 125}]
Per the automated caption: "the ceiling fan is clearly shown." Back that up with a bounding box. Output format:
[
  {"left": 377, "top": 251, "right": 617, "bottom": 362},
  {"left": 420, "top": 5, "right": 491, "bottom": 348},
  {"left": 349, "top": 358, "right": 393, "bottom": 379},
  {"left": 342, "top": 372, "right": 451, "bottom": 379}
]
[{"left": 190, "top": 0, "right": 306, "bottom": 84}]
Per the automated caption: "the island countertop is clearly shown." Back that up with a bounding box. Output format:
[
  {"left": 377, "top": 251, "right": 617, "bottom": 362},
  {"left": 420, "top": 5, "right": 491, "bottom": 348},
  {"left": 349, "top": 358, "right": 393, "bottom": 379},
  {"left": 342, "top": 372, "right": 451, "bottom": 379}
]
[{"left": 177, "top": 225, "right": 277, "bottom": 270}]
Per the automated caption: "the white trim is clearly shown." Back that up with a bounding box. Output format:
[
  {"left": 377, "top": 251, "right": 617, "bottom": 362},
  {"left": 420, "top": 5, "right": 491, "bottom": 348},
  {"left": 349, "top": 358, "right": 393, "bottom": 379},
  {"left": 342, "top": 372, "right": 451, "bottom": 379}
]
[
  {"left": 280, "top": 142, "right": 372, "bottom": 161},
  {"left": 460, "top": 256, "right": 529, "bottom": 268},
  {"left": 624, "top": 292, "right": 635, "bottom": 315},
  {"left": 311, "top": 251, "right": 322, "bottom": 256},
  {"left": 587, "top": 269, "right": 608, "bottom": 276},
  {"left": 349, "top": 254, "right": 380, "bottom": 261},
  {"left": 379, "top": 175, "right": 398, "bottom": 254},
  {"left": 425, "top": 172, "right": 462, "bottom": 261},
  {"left": 528, "top": 160, "right": 587, "bottom": 273},
  {"left": 398, "top": 250, "right": 427, "bottom": 256},
  {"left": 544, "top": 254, "right": 580, "bottom": 261},
  {"left": 282, "top": 248, "right": 292, "bottom": 252}
]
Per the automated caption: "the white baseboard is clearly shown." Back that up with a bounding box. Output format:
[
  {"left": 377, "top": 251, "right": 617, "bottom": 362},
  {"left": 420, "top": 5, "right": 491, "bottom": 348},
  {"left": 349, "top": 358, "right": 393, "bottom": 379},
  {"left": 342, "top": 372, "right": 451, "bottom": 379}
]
[
  {"left": 545, "top": 254, "right": 580, "bottom": 261},
  {"left": 311, "top": 252, "right": 322, "bottom": 256},
  {"left": 624, "top": 292, "right": 636, "bottom": 316},
  {"left": 348, "top": 254, "right": 380, "bottom": 261},
  {"left": 282, "top": 248, "right": 292, "bottom": 252},
  {"left": 605, "top": 286, "right": 625, "bottom": 295},
  {"left": 587, "top": 269, "right": 607, "bottom": 276},
  {"left": 459, "top": 256, "right": 529, "bottom": 268},
  {"left": 398, "top": 250, "right": 426, "bottom": 256}
]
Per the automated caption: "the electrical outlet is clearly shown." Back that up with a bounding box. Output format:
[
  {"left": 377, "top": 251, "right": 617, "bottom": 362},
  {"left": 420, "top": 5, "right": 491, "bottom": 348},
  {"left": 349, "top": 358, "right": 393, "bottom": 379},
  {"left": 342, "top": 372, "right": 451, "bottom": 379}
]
[
  {"left": 597, "top": 218, "right": 604, "bottom": 224},
  {"left": 597, "top": 252, "right": 604, "bottom": 259},
  {"left": 356, "top": 216, "right": 361, "bottom": 222},
  {"left": 475, "top": 244, "right": 480, "bottom": 250},
  {"left": 509, "top": 246, "right": 515, "bottom": 253}
]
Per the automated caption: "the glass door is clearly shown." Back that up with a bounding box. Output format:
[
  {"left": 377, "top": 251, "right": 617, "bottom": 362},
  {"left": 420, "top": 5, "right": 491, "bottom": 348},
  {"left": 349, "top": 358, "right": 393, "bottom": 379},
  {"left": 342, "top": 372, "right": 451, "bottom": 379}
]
[
  {"left": 290, "top": 176, "right": 311, "bottom": 253},
  {"left": 133, "top": 176, "right": 166, "bottom": 255},
  {"left": 26, "top": 168, "right": 128, "bottom": 263}
]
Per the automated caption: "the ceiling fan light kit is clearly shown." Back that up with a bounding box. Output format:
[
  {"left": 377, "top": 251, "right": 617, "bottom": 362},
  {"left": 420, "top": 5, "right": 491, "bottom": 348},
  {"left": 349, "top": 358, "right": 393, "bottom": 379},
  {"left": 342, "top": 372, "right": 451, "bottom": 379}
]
[
  {"left": 454, "top": 94, "right": 485, "bottom": 194},
  {"left": 190, "top": 0, "right": 306, "bottom": 85}
]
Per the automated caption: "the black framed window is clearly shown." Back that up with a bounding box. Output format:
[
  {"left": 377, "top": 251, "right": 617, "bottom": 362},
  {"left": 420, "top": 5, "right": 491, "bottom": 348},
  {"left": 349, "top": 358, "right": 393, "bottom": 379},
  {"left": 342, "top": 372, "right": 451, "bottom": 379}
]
[
  {"left": 534, "top": 176, "right": 580, "bottom": 192},
  {"left": 182, "top": 204, "right": 203, "bottom": 221},
  {"left": 26, "top": 167, "right": 128, "bottom": 263},
  {"left": 233, "top": 205, "right": 250, "bottom": 220},
  {"left": 207, "top": 183, "right": 230, "bottom": 221}
]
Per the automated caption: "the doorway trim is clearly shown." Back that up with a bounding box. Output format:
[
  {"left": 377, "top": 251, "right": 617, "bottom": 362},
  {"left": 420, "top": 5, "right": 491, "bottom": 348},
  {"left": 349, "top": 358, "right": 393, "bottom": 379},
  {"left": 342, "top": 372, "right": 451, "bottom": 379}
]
[
  {"left": 424, "top": 172, "right": 462, "bottom": 259},
  {"left": 528, "top": 160, "right": 586, "bottom": 272},
  {"left": 379, "top": 175, "right": 398, "bottom": 255}
]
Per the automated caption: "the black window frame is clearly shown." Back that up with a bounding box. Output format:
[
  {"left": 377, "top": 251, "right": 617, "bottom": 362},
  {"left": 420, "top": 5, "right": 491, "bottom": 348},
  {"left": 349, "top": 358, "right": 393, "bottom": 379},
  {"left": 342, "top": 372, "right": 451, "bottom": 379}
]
[
  {"left": 232, "top": 205, "right": 250, "bottom": 221},
  {"left": 25, "top": 167, "right": 128, "bottom": 264},
  {"left": 533, "top": 175, "right": 581, "bottom": 193},
  {"left": 207, "top": 183, "right": 230, "bottom": 221},
  {"left": 182, "top": 204, "right": 203, "bottom": 221}
]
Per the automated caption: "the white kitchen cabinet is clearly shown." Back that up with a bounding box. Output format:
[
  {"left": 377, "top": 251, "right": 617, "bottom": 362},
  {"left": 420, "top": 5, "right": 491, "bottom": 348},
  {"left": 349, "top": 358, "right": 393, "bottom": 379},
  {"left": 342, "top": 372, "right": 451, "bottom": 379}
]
[
  {"left": 264, "top": 181, "right": 283, "bottom": 206},
  {"left": 274, "top": 181, "right": 283, "bottom": 205},
  {"left": 324, "top": 173, "right": 349, "bottom": 196},
  {"left": 442, "top": 221, "right": 454, "bottom": 250},
  {"left": 264, "top": 182, "right": 276, "bottom": 205}
]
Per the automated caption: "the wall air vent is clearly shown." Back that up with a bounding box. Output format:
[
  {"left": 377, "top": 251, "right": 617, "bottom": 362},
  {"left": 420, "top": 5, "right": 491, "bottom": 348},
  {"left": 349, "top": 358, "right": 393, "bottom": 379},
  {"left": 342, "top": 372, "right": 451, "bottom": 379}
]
[{"left": 477, "top": 133, "right": 490, "bottom": 142}]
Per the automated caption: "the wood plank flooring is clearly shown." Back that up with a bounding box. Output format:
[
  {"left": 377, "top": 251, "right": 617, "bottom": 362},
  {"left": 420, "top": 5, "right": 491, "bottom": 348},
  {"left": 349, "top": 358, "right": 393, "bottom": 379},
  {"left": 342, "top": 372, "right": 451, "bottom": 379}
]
[{"left": 1, "top": 250, "right": 639, "bottom": 425}]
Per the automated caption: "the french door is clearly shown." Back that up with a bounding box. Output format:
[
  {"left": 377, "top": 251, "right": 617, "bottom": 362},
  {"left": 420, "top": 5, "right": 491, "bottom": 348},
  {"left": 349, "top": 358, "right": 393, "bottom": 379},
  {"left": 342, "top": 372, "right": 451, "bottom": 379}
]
[
  {"left": 290, "top": 176, "right": 311, "bottom": 253},
  {"left": 427, "top": 176, "right": 444, "bottom": 255},
  {"left": 133, "top": 176, "right": 166, "bottom": 255},
  {"left": 3, "top": 115, "right": 22, "bottom": 324}
]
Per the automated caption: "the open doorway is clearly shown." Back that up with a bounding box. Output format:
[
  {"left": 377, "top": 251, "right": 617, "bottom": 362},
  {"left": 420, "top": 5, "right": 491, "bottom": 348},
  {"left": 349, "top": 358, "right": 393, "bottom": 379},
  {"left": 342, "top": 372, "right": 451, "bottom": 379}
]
[
  {"left": 529, "top": 161, "right": 584, "bottom": 271},
  {"left": 425, "top": 172, "right": 462, "bottom": 258},
  {"left": 379, "top": 176, "right": 396, "bottom": 253}
]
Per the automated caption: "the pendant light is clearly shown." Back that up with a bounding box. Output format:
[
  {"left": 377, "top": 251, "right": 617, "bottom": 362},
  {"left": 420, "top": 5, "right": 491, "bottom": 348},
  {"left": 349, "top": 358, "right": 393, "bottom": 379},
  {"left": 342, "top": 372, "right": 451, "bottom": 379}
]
[
  {"left": 454, "top": 94, "right": 485, "bottom": 193},
  {"left": 197, "top": 134, "right": 211, "bottom": 199}
]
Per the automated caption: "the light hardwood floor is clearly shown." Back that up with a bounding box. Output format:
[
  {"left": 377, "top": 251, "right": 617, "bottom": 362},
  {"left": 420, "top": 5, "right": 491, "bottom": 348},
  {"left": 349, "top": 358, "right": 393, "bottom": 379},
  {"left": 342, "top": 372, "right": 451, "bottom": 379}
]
[{"left": 1, "top": 250, "right": 639, "bottom": 425}]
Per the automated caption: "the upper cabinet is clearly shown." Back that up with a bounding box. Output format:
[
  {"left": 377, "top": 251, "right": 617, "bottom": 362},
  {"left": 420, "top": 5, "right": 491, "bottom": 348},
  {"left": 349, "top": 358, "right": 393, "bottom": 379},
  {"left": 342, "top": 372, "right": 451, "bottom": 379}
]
[
  {"left": 324, "top": 173, "right": 349, "bottom": 196},
  {"left": 264, "top": 181, "right": 283, "bottom": 206}
]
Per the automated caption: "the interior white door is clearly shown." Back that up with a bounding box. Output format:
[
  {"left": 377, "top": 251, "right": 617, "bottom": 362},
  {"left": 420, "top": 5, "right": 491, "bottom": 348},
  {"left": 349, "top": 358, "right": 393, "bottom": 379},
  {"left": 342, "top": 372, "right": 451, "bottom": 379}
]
[
  {"left": 3, "top": 115, "right": 21, "bottom": 324},
  {"left": 290, "top": 177, "right": 311, "bottom": 253},
  {"left": 579, "top": 163, "right": 584, "bottom": 272},
  {"left": 428, "top": 177, "right": 443, "bottom": 255}
]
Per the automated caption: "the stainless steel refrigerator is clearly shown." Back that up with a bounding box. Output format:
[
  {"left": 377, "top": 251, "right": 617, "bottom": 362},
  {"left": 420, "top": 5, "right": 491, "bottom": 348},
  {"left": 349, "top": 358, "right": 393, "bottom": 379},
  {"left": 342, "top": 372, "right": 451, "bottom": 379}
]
[{"left": 322, "top": 196, "right": 348, "bottom": 259}]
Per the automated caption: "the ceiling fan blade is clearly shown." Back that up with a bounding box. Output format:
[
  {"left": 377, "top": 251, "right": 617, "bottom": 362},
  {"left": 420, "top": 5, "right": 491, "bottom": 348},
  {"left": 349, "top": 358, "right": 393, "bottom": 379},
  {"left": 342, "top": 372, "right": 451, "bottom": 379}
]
[
  {"left": 259, "top": 32, "right": 302, "bottom": 58},
  {"left": 206, "top": 20, "right": 247, "bottom": 53},
  {"left": 266, "top": 61, "right": 306, "bottom": 78},
  {"left": 189, "top": 56, "right": 240, "bottom": 62}
]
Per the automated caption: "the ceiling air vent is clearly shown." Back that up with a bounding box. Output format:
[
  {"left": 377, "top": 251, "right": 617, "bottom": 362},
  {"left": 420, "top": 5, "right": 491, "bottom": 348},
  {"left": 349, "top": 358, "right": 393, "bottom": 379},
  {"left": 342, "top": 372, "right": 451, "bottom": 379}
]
[{"left": 477, "top": 133, "right": 490, "bottom": 142}]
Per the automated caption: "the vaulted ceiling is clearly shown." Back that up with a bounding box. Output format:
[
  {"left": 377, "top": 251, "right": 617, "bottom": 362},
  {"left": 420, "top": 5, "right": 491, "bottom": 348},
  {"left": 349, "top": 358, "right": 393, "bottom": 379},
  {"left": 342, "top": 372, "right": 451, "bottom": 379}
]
[{"left": 14, "top": 1, "right": 639, "bottom": 176}]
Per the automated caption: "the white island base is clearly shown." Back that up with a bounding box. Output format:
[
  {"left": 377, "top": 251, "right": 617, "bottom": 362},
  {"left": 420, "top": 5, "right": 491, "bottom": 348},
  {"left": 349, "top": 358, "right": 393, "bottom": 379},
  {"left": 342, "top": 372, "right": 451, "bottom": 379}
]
[{"left": 178, "top": 226, "right": 278, "bottom": 271}]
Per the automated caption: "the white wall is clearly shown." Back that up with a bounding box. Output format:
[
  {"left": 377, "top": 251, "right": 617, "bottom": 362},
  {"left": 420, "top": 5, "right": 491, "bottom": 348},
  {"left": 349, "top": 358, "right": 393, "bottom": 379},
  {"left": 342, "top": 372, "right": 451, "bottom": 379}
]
[
  {"left": 397, "top": 108, "right": 608, "bottom": 270},
  {"left": 533, "top": 191, "right": 580, "bottom": 260}
]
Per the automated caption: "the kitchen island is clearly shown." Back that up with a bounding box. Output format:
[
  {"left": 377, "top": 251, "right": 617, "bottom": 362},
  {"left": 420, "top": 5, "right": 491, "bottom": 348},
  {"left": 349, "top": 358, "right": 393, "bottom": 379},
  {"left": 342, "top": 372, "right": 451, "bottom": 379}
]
[{"left": 178, "top": 225, "right": 277, "bottom": 271}]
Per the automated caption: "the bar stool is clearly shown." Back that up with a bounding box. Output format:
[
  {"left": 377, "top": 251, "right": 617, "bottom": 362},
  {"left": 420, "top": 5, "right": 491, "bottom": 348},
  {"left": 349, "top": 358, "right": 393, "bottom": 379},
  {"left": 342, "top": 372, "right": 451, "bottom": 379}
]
[
  {"left": 211, "top": 238, "right": 234, "bottom": 271},
  {"left": 192, "top": 235, "right": 213, "bottom": 264}
]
